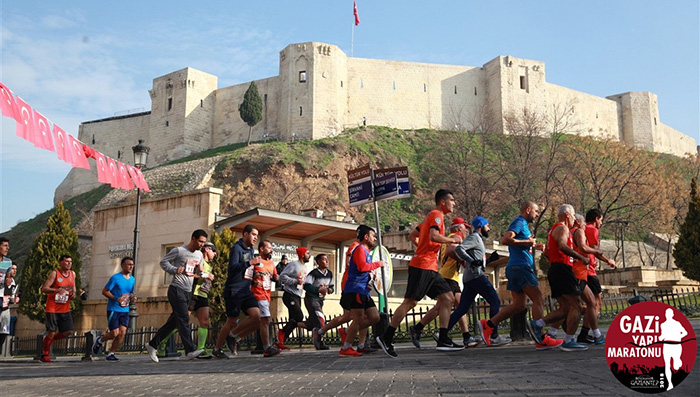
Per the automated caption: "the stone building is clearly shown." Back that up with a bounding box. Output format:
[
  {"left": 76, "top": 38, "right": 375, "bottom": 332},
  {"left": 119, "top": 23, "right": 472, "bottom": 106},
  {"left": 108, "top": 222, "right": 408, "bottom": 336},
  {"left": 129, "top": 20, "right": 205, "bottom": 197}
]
[{"left": 55, "top": 41, "right": 697, "bottom": 203}]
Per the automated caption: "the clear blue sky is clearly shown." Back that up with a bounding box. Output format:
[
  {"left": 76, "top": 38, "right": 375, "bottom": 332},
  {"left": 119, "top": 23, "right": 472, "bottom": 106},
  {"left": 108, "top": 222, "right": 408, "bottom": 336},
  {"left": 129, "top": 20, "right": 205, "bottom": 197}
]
[{"left": 1, "top": 0, "right": 698, "bottom": 233}]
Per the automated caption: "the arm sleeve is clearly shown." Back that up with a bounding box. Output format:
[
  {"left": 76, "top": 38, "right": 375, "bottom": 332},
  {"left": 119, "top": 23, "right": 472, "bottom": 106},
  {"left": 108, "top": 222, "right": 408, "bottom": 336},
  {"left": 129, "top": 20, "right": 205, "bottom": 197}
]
[
  {"left": 351, "top": 247, "right": 382, "bottom": 272},
  {"left": 160, "top": 247, "right": 180, "bottom": 275}
]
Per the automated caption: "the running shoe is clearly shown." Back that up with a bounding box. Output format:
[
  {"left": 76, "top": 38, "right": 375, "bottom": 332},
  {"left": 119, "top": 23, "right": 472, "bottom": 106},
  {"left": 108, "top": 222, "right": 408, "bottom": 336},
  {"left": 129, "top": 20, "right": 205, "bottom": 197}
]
[
  {"left": 317, "top": 341, "right": 330, "bottom": 350},
  {"left": 535, "top": 334, "right": 564, "bottom": 351},
  {"left": 526, "top": 320, "right": 544, "bottom": 345},
  {"left": 593, "top": 334, "right": 605, "bottom": 345},
  {"left": 559, "top": 340, "right": 589, "bottom": 351},
  {"left": 339, "top": 327, "right": 347, "bottom": 345},
  {"left": 489, "top": 334, "right": 512, "bottom": 347},
  {"left": 577, "top": 333, "right": 594, "bottom": 344},
  {"left": 436, "top": 338, "right": 464, "bottom": 351},
  {"left": 479, "top": 319, "right": 494, "bottom": 347},
  {"left": 339, "top": 347, "right": 363, "bottom": 357},
  {"left": 226, "top": 334, "right": 238, "bottom": 355},
  {"left": 312, "top": 327, "right": 322, "bottom": 350},
  {"left": 263, "top": 345, "right": 281, "bottom": 357},
  {"left": 464, "top": 336, "right": 480, "bottom": 347},
  {"left": 39, "top": 355, "right": 52, "bottom": 363},
  {"left": 145, "top": 343, "right": 159, "bottom": 363},
  {"left": 276, "top": 329, "right": 291, "bottom": 350},
  {"left": 197, "top": 351, "right": 213, "bottom": 359},
  {"left": 105, "top": 352, "right": 119, "bottom": 361},
  {"left": 184, "top": 349, "right": 205, "bottom": 360},
  {"left": 408, "top": 325, "right": 422, "bottom": 348},
  {"left": 212, "top": 348, "right": 229, "bottom": 359},
  {"left": 357, "top": 344, "right": 377, "bottom": 353},
  {"left": 376, "top": 335, "right": 398, "bottom": 358},
  {"left": 92, "top": 335, "right": 103, "bottom": 355}
]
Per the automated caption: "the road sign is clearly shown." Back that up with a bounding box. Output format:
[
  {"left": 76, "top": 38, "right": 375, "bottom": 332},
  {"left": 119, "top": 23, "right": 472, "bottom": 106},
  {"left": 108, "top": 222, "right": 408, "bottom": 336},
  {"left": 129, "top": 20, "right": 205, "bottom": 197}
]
[
  {"left": 374, "top": 166, "right": 410, "bottom": 201},
  {"left": 373, "top": 171, "right": 398, "bottom": 201},
  {"left": 347, "top": 165, "right": 373, "bottom": 207}
]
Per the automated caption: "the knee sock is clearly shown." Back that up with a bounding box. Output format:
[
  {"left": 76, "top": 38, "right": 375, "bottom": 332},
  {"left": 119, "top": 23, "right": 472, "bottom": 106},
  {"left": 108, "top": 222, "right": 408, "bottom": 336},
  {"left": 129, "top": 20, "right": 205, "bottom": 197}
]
[
  {"left": 159, "top": 328, "right": 178, "bottom": 350},
  {"left": 414, "top": 322, "right": 425, "bottom": 332},
  {"left": 197, "top": 327, "right": 208, "bottom": 350},
  {"left": 42, "top": 336, "right": 53, "bottom": 355}
]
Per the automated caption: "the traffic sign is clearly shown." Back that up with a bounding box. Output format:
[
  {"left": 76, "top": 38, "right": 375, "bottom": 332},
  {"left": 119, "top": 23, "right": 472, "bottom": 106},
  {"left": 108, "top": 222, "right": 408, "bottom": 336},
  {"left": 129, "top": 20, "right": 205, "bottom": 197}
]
[
  {"left": 373, "top": 171, "right": 398, "bottom": 201},
  {"left": 347, "top": 165, "right": 373, "bottom": 207},
  {"left": 374, "top": 166, "right": 410, "bottom": 201}
]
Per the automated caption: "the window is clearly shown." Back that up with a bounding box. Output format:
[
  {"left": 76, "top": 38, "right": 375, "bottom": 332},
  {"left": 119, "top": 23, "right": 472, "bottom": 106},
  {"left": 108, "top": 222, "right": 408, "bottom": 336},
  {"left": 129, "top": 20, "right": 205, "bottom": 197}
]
[
  {"left": 200, "top": 99, "right": 203, "bottom": 108},
  {"left": 299, "top": 71, "right": 307, "bottom": 83},
  {"left": 299, "top": 106, "right": 303, "bottom": 116},
  {"left": 519, "top": 76, "right": 526, "bottom": 90},
  {"left": 165, "top": 120, "right": 169, "bottom": 127},
  {"left": 161, "top": 243, "right": 181, "bottom": 286},
  {"left": 454, "top": 86, "right": 457, "bottom": 94},
  {"left": 340, "top": 80, "right": 343, "bottom": 88},
  {"left": 168, "top": 97, "right": 172, "bottom": 111},
  {"left": 474, "top": 87, "right": 477, "bottom": 96}
]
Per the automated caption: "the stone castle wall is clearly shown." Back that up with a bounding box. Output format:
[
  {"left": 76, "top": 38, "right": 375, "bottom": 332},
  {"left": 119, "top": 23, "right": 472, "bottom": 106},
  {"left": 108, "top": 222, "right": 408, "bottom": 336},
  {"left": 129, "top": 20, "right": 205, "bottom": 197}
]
[{"left": 55, "top": 41, "right": 698, "bottom": 204}]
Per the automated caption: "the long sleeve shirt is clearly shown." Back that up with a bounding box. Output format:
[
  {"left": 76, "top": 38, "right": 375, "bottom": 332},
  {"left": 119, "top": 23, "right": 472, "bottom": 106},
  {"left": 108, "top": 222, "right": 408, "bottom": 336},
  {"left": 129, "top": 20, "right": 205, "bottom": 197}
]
[
  {"left": 454, "top": 232, "right": 487, "bottom": 283},
  {"left": 225, "top": 238, "right": 255, "bottom": 293},
  {"left": 279, "top": 260, "right": 306, "bottom": 297},
  {"left": 304, "top": 268, "right": 334, "bottom": 301},
  {"left": 160, "top": 246, "right": 203, "bottom": 293}
]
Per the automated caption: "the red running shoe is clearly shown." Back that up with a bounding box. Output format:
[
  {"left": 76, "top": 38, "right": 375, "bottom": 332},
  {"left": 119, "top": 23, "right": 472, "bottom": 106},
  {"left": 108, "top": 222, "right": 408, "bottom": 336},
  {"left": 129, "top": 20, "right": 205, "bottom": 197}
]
[
  {"left": 479, "top": 319, "right": 494, "bottom": 347},
  {"left": 339, "top": 347, "right": 363, "bottom": 357},
  {"left": 536, "top": 334, "right": 564, "bottom": 351},
  {"left": 40, "top": 355, "right": 52, "bottom": 363},
  {"left": 276, "top": 329, "right": 290, "bottom": 350}
]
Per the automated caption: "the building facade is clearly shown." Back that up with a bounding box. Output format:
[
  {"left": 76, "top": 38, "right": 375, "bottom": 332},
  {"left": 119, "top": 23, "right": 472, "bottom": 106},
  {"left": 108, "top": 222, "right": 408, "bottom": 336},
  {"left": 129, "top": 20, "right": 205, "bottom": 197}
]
[{"left": 55, "top": 41, "right": 698, "bottom": 202}]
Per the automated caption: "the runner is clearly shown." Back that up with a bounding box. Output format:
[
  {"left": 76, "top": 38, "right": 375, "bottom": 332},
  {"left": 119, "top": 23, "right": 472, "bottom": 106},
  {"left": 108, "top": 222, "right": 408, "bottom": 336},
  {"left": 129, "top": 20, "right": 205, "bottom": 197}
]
[
  {"left": 306, "top": 253, "right": 333, "bottom": 350},
  {"left": 277, "top": 247, "right": 313, "bottom": 349},
  {"left": 377, "top": 189, "right": 464, "bottom": 357},
  {"left": 478, "top": 201, "right": 563, "bottom": 351},
  {"left": 339, "top": 225, "right": 384, "bottom": 357},
  {"left": 250, "top": 239, "right": 281, "bottom": 357},
  {"left": 410, "top": 218, "right": 472, "bottom": 348},
  {"left": 450, "top": 217, "right": 511, "bottom": 347},
  {"left": 570, "top": 214, "right": 604, "bottom": 345},
  {"left": 93, "top": 256, "right": 136, "bottom": 361},
  {"left": 40, "top": 255, "right": 77, "bottom": 363}
]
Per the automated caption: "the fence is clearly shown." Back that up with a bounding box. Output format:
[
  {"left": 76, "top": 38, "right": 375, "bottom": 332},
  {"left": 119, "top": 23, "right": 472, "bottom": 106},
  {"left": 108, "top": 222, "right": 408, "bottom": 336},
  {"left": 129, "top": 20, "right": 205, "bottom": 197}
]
[{"left": 10, "top": 287, "right": 700, "bottom": 357}]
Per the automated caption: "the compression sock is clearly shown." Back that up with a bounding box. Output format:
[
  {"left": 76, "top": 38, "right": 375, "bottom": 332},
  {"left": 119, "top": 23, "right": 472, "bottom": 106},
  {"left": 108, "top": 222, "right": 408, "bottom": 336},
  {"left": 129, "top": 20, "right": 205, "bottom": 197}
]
[
  {"left": 197, "top": 327, "right": 208, "bottom": 350},
  {"left": 159, "top": 328, "right": 178, "bottom": 350},
  {"left": 42, "top": 336, "right": 53, "bottom": 355}
]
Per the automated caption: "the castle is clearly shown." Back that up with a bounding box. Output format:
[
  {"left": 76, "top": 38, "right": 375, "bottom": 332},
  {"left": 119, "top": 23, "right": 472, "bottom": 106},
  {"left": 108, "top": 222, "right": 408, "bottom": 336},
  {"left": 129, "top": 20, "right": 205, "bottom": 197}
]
[{"left": 55, "top": 41, "right": 698, "bottom": 203}]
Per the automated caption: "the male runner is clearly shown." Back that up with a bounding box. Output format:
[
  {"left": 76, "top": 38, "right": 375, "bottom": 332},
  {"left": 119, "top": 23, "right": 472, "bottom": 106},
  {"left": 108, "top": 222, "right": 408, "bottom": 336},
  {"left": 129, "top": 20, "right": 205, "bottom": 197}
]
[
  {"left": 40, "top": 255, "right": 77, "bottom": 363},
  {"left": 251, "top": 239, "right": 281, "bottom": 357},
  {"left": 478, "top": 201, "right": 563, "bottom": 350},
  {"left": 277, "top": 247, "right": 313, "bottom": 349},
  {"left": 93, "top": 256, "right": 136, "bottom": 361},
  {"left": 212, "top": 225, "right": 263, "bottom": 359},
  {"left": 306, "top": 253, "right": 333, "bottom": 350},
  {"left": 377, "top": 189, "right": 463, "bottom": 357}
]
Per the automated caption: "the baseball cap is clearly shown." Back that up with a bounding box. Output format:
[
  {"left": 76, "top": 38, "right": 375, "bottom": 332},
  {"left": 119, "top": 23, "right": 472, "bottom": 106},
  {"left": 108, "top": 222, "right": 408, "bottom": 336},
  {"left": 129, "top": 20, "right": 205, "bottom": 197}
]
[{"left": 471, "top": 216, "right": 489, "bottom": 230}]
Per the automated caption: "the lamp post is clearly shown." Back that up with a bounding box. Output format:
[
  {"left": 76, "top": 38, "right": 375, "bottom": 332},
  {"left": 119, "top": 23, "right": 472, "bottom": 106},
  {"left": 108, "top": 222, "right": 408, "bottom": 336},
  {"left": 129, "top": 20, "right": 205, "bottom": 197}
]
[{"left": 129, "top": 139, "right": 149, "bottom": 331}]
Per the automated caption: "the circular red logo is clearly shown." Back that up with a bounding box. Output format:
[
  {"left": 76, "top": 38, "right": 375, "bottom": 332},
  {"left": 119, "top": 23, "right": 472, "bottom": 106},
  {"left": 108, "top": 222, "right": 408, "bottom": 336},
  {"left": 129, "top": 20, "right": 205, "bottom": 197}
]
[{"left": 606, "top": 301, "right": 697, "bottom": 393}]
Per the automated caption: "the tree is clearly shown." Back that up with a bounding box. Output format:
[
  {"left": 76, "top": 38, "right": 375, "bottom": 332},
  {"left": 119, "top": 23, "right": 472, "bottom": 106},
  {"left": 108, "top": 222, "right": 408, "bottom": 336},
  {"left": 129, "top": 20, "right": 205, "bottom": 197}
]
[
  {"left": 239, "top": 81, "right": 263, "bottom": 146},
  {"left": 208, "top": 228, "right": 238, "bottom": 326},
  {"left": 673, "top": 178, "right": 700, "bottom": 281},
  {"left": 18, "top": 202, "right": 82, "bottom": 322}
]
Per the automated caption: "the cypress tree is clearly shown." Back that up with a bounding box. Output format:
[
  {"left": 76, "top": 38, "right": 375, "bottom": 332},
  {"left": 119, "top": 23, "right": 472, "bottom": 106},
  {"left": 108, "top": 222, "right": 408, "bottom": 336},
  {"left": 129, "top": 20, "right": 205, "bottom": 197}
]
[
  {"left": 18, "top": 202, "right": 82, "bottom": 322},
  {"left": 208, "top": 228, "right": 237, "bottom": 326},
  {"left": 673, "top": 178, "right": 700, "bottom": 281},
  {"left": 239, "top": 81, "right": 264, "bottom": 146}
]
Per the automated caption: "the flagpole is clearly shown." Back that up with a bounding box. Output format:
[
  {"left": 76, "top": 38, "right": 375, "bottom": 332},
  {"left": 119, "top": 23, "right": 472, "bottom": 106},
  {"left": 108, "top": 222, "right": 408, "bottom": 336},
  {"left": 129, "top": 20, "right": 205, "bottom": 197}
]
[{"left": 351, "top": 17, "right": 355, "bottom": 57}]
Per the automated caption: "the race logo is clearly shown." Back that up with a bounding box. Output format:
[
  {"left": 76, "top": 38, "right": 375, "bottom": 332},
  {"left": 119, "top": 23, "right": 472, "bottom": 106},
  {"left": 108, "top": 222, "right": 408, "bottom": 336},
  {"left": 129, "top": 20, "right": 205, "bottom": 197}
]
[{"left": 606, "top": 301, "right": 696, "bottom": 393}]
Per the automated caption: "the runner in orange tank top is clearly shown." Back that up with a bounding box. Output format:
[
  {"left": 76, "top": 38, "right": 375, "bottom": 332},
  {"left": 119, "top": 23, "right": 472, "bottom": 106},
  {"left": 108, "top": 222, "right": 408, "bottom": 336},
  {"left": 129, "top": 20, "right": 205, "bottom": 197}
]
[{"left": 40, "top": 254, "right": 77, "bottom": 363}]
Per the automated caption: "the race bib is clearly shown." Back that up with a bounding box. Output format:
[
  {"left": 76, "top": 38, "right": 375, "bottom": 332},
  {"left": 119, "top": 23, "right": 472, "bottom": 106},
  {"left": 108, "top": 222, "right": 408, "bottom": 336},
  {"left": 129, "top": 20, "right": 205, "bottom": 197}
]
[
  {"left": 119, "top": 293, "right": 130, "bottom": 307},
  {"left": 55, "top": 292, "right": 69, "bottom": 304},
  {"left": 185, "top": 259, "right": 199, "bottom": 276},
  {"left": 262, "top": 276, "right": 271, "bottom": 291}
]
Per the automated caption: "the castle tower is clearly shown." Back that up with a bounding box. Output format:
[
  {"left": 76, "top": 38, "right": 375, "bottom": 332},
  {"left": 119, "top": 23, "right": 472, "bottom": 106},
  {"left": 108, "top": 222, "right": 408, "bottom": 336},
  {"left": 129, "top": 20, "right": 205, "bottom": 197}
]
[
  {"left": 607, "top": 91, "right": 658, "bottom": 151},
  {"left": 148, "top": 68, "right": 218, "bottom": 163}
]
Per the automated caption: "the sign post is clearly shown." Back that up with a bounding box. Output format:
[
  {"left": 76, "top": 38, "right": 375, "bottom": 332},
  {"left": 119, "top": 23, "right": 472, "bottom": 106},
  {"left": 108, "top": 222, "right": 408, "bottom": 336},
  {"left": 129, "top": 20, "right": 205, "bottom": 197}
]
[{"left": 346, "top": 165, "right": 411, "bottom": 314}]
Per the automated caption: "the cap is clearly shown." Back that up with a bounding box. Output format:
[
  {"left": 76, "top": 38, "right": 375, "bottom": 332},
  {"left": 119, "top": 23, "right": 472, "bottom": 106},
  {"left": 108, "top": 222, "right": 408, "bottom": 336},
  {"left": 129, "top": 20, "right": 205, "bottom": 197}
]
[
  {"left": 471, "top": 216, "right": 489, "bottom": 230},
  {"left": 281, "top": 255, "right": 288, "bottom": 260},
  {"left": 202, "top": 242, "right": 217, "bottom": 253},
  {"left": 451, "top": 217, "right": 467, "bottom": 226},
  {"left": 296, "top": 247, "right": 309, "bottom": 258}
]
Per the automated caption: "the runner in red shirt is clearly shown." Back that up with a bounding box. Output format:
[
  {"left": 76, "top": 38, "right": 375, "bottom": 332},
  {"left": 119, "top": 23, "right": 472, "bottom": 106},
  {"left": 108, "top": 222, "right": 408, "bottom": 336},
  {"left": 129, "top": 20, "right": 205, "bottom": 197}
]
[
  {"left": 377, "top": 189, "right": 463, "bottom": 358},
  {"left": 571, "top": 214, "right": 605, "bottom": 345},
  {"left": 250, "top": 239, "right": 280, "bottom": 357},
  {"left": 40, "top": 255, "right": 76, "bottom": 363}
]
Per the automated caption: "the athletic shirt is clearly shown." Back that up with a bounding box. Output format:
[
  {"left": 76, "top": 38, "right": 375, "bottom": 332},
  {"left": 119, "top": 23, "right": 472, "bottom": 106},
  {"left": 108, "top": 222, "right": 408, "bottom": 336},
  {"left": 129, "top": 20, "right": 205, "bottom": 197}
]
[
  {"left": 250, "top": 258, "right": 277, "bottom": 302},
  {"left": 46, "top": 269, "right": 75, "bottom": 313},
  {"left": 193, "top": 260, "right": 213, "bottom": 298},
  {"left": 345, "top": 244, "right": 382, "bottom": 295},
  {"left": 104, "top": 272, "right": 135, "bottom": 313},
  {"left": 341, "top": 241, "right": 360, "bottom": 291},
  {"left": 570, "top": 227, "right": 589, "bottom": 281},
  {"left": 438, "top": 233, "right": 461, "bottom": 282},
  {"left": 584, "top": 224, "right": 599, "bottom": 276},
  {"left": 506, "top": 216, "right": 534, "bottom": 269},
  {"left": 409, "top": 209, "right": 445, "bottom": 271},
  {"left": 547, "top": 222, "right": 574, "bottom": 266}
]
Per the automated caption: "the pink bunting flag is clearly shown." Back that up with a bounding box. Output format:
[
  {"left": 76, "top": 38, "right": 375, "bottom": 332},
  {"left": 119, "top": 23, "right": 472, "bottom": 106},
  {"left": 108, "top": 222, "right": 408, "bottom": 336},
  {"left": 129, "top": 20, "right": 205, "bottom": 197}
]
[
  {"left": 32, "top": 110, "right": 55, "bottom": 152},
  {"left": 0, "top": 82, "right": 18, "bottom": 121},
  {"left": 67, "top": 134, "right": 91, "bottom": 170},
  {"left": 117, "top": 162, "right": 134, "bottom": 190},
  {"left": 52, "top": 125, "right": 70, "bottom": 163},
  {"left": 94, "top": 151, "right": 113, "bottom": 185},
  {"left": 14, "top": 96, "right": 36, "bottom": 143}
]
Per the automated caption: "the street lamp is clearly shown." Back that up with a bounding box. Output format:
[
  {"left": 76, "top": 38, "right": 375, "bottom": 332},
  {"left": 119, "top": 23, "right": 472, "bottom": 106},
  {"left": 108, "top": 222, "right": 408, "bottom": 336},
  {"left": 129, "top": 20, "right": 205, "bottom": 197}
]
[{"left": 129, "top": 139, "right": 149, "bottom": 331}]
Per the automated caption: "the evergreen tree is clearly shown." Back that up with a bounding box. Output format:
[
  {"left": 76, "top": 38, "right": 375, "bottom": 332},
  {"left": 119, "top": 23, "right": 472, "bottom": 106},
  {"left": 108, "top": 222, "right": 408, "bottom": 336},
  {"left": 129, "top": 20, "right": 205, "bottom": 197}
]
[
  {"left": 208, "top": 228, "right": 237, "bottom": 326},
  {"left": 18, "top": 202, "right": 82, "bottom": 322},
  {"left": 673, "top": 178, "right": 700, "bottom": 281},
  {"left": 239, "top": 81, "right": 263, "bottom": 146}
]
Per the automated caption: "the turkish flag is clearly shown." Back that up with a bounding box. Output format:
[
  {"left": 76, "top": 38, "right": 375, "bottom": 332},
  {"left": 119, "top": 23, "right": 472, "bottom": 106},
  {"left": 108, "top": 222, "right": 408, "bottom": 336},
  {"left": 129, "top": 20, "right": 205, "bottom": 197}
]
[
  {"left": 107, "top": 157, "right": 121, "bottom": 188},
  {"left": 82, "top": 144, "right": 97, "bottom": 159},
  {"left": 52, "top": 125, "right": 70, "bottom": 163},
  {"left": 117, "top": 162, "right": 134, "bottom": 190},
  {"left": 94, "top": 151, "right": 113, "bottom": 185},
  {"left": 67, "top": 134, "right": 91, "bottom": 169},
  {"left": 0, "top": 82, "right": 18, "bottom": 121},
  {"left": 32, "top": 110, "right": 55, "bottom": 152},
  {"left": 354, "top": 1, "right": 360, "bottom": 26},
  {"left": 14, "top": 96, "right": 36, "bottom": 143},
  {"left": 127, "top": 164, "right": 150, "bottom": 192}
]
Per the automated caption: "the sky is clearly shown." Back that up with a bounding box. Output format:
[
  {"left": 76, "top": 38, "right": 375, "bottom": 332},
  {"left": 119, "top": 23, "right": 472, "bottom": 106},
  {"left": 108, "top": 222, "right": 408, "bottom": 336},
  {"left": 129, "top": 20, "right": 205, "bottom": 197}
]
[{"left": 1, "top": 0, "right": 698, "bottom": 233}]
